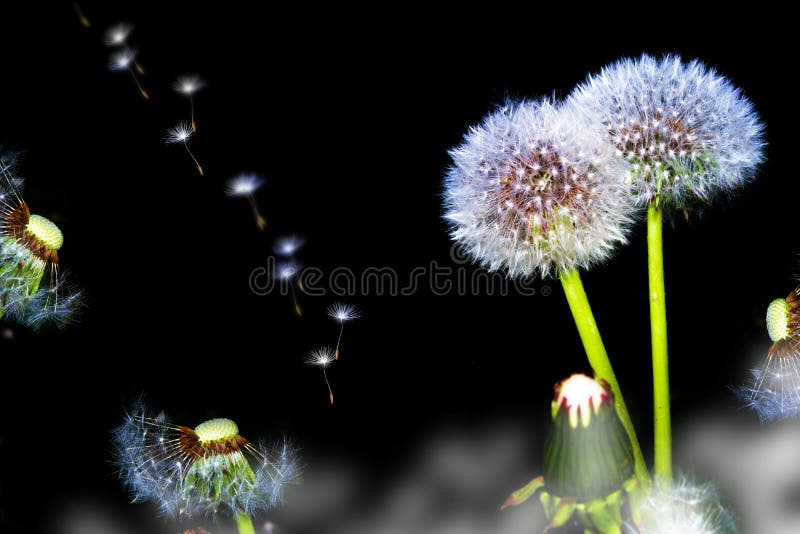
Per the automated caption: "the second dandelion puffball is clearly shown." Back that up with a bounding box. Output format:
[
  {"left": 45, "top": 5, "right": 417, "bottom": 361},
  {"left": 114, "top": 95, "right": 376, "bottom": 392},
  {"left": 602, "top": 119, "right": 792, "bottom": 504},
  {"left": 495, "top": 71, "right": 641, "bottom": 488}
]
[
  {"left": 444, "top": 99, "right": 633, "bottom": 278},
  {"left": 570, "top": 54, "right": 764, "bottom": 211}
]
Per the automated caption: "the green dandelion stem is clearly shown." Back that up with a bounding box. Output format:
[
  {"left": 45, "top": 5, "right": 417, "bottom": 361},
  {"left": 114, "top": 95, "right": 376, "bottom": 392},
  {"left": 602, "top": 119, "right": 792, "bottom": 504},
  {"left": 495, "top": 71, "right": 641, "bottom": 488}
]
[
  {"left": 235, "top": 513, "right": 256, "bottom": 534},
  {"left": 559, "top": 268, "right": 649, "bottom": 487},
  {"left": 647, "top": 204, "right": 671, "bottom": 484}
]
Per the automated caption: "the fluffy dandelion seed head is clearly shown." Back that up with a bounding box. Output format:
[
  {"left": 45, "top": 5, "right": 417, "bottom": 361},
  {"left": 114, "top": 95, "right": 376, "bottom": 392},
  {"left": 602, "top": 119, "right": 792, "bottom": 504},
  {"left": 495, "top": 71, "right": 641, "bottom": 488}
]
[
  {"left": 328, "top": 302, "right": 360, "bottom": 323},
  {"left": 570, "top": 54, "right": 765, "bottom": 211},
  {"left": 174, "top": 75, "right": 206, "bottom": 96},
  {"left": 625, "top": 475, "right": 737, "bottom": 534},
  {"left": 554, "top": 373, "right": 610, "bottom": 428},
  {"left": 25, "top": 214, "right": 63, "bottom": 251},
  {"left": 274, "top": 235, "right": 304, "bottom": 257},
  {"left": 306, "top": 347, "right": 336, "bottom": 367},
  {"left": 444, "top": 99, "right": 633, "bottom": 278},
  {"left": 165, "top": 123, "right": 194, "bottom": 144},
  {"left": 767, "top": 297, "right": 791, "bottom": 342},
  {"left": 195, "top": 418, "right": 239, "bottom": 444},
  {"left": 110, "top": 49, "right": 136, "bottom": 71},
  {"left": 226, "top": 174, "right": 264, "bottom": 197},
  {"left": 104, "top": 23, "right": 133, "bottom": 46}
]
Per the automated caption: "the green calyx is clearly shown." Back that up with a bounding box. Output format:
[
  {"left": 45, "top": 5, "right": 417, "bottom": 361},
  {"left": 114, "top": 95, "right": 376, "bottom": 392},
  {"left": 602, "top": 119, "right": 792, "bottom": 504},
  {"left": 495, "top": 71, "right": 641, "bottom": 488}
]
[
  {"left": 195, "top": 418, "right": 239, "bottom": 443},
  {"left": 25, "top": 214, "right": 63, "bottom": 251},
  {"left": 767, "top": 298, "right": 790, "bottom": 342}
]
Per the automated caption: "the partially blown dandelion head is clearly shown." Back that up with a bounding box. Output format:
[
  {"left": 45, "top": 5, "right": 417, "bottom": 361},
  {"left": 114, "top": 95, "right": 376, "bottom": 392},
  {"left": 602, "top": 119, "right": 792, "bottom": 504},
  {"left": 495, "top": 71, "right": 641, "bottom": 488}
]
[
  {"left": 1, "top": 155, "right": 81, "bottom": 329},
  {"left": 110, "top": 49, "right": 136, "bottom": 71},
  {"left": 570, "top": 54, "right": 764, "bottom": 211},
  {"left": 625, "top": 476, "right": 738, "bottom": 534},
  {"left": 226, "top": 174, "right": 264, "bottom": 197},
  {"left": 113, "top": 403, "right": 298, "bottom": 519},
  {"left": 444, "top": 99, "right": 633, "bottom": 278},
  {"left": 174, "top": 75, "right": 206, "bottom": 96},
  {"left": 165, "top": 122, "right": 194, "bottom": 144},
  {"left": 274, "top": 235, "right": 304, "bottom": 257},
  {"left": 737, "top": 287, "right": 800, "bottom": 421},
  {"left": 328, "top": 302, "right": 360, "bottom": 323},
  {"left": 104, "top": 23, "right": 133, "bottom": 46}
]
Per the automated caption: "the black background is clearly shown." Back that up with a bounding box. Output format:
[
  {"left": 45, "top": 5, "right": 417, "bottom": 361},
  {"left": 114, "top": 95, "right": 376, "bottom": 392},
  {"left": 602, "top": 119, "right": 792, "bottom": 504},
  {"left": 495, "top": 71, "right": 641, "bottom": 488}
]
[{"left": 0, "top": 3, "right": 793, "bottom": 533}]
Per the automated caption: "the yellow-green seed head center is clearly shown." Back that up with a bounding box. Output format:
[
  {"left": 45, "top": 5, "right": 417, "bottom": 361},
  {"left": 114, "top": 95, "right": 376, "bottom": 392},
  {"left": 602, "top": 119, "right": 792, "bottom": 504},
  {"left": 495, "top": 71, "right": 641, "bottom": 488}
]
[
  {"left": 195, "top": 418, "right": 238, "bottom": 443},
  {"left": 25, "top": 214, "right": 63, "bottom": 251},
  {"left": 767, "top": 298, "right": 790, "bottom": 342}
]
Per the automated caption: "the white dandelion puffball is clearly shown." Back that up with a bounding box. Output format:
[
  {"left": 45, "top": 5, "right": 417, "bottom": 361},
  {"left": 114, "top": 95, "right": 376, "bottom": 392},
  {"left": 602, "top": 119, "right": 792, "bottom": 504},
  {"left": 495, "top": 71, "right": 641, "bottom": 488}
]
[
  {"left": 570, "top": 54, "right": 764, "bottom": 211},
  {"left": 625, "top": 476, "right": 738, "bottom": 534},
  {"left": 444, "top": 99, "right": 633, "bottom": 278}
]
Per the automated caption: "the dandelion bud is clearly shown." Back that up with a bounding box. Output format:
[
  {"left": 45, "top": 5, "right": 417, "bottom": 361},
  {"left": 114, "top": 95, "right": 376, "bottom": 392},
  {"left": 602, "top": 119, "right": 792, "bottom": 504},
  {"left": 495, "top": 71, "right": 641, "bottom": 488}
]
[
  {"left": 544, "top": 374, "right": 634, "bottom": 502},
  {"left": 503, "top": 374, "right": 640, "bottom": 533}
]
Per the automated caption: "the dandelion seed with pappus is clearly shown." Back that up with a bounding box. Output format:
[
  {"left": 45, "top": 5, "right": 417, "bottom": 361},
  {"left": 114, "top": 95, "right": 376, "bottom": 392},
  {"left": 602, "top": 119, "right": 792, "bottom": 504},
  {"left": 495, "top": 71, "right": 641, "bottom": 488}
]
[
  {"left": 113, "top": 402, "right": 298, "bottom": 534},
  {"left": 0, "top": 155, "right": 81, "bottom": 330},
  {"left": 226, "top": 174, "right": 266, "bottom": 230},
  {"left": 443, "top": 98, "right": 647, "bottom": 484},
  {"left": 276, "top": 260, "right": 302, "bottom": 317},
  {"left": 274, "top": 235, "right": 304, "bottom": 258},
  {"left": 166, "top": 122, "right": 204, "bottom": 176},
  {"left": 306, "top": 346, "right": 336, "bottom": 404},
  {"left": 570, "top": 55, "right": 765, "bottom": 482},
  {"left": 174, "top": 75, "right": 206, "bottom": 131},
  {"left": 109, "top": 48, "right": 149, "bottom": 100},
  {"left": 328, "top": 302, "right": 359, "bottom": 359},
  {"left": 104, "top": 23, "right": 133, "bottom": 47},
  {"left": 737, "top": 287, "right": 800, "bottom": 421}
]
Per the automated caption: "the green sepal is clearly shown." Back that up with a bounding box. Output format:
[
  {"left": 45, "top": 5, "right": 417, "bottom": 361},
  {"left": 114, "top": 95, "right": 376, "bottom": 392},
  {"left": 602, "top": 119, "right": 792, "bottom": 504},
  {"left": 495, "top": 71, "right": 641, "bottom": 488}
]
[
  {"left": 500, "top": 476, "right": 544, "bottom": 509},
  {"left": 543, "top": 497, "right": 576, "bottom": 532}
]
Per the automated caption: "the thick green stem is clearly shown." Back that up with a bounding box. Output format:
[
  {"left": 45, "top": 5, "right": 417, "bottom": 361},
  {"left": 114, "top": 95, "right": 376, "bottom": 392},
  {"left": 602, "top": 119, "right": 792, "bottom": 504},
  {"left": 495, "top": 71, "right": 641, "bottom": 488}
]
[
  {"left": 560, "top": 268, "right": 649, "bottom": 487},
  {"left": 236, "top": 514, "right": 256, "bottom": 534},
  {"left": 647, "top": 204, "right": 671, "bottom": 484}
]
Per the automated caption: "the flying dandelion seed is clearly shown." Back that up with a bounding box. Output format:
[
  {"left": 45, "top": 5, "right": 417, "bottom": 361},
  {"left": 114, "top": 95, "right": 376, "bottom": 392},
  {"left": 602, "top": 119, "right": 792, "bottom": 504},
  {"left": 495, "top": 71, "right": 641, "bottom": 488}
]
[
  {"left": 738, "top": 287, "right": 800, "bottom": 421},
  {"left": 274, "top": 236, "right": 304, "bottom": 258},
  {"left": 165, "top": 122, "right": 204, "bottom": 176},
  {"left": 226, "top": 174, "right": 266, "bottom": 230},
  {"left": 327, "top": 302, "right": 360, "bottom": 359},
  {"left": 104, "top": 23, "right": 133, "bottom": 47},
  {"left": 569, "top": 54, "right": 764, "bottom": 213},
  {"left": 109, "top": 48, "right": 149, "bottom": 100},
  {"left": 174, "top": 75, "right": 206, "bottom": 132},
  {"left": 274, "top": 235, "right": 305, "bottom": 292},
  {"left": 73, "top": 3, "right": 91, "bottom": 28},
  {"left": 0, "top": 154, "right": 82, "bottom": 330},
  {"left": 276, "top": 260, "right": 302, "bottom": 317},
  {"left": 114, "top": 402, "right": 297, "bottom": 533},
  {"left": 306, "top": 347, "right": 336, "bottom": 404}
]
